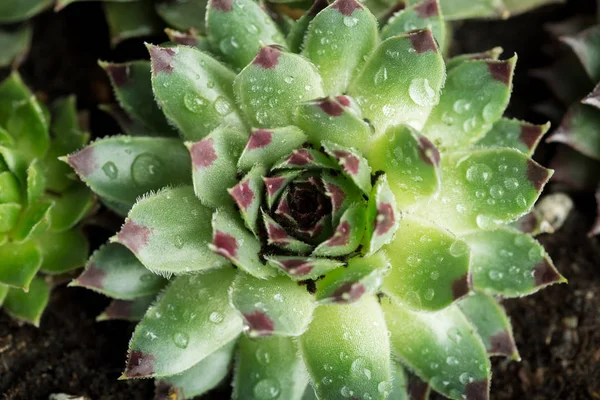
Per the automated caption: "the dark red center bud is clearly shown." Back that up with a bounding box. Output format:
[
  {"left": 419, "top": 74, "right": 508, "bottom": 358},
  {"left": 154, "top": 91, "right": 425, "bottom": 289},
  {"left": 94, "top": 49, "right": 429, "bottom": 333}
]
[{"left": 287, "top": 182, "right": 332, "bottom": 230}]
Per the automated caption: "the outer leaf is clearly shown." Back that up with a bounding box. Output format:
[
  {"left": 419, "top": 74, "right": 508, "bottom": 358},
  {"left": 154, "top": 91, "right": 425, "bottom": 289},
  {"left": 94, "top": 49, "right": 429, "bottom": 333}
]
[
  {"left": 348, "top": 28, "right": 445, "bottom": 134},
  {"left": 0, "top": 0, "right": 53, "bottom": 23},
  {"left": 266, "top": 256, "right": 344, "bottom": 281},
  {"left": 165, "top": 28, "right": 211, "bottom": 52},
  {"left": 322, "top": 141, "right": 371, "bottom": 194},
  {"left": 71, "top": 243, "right": 166, "bottom": 300},
  {"left": 6, "top": 93, "right": 50, "bottom": 161},
  {"left": 302, "top": 0, "right": 378, "bottom": 95},
  {"left": 157, "top": 340, "right": 235, "bottom": 399},
  {"left": 103, "top": 1, "right": 162, "bottom": 45},
  {"left": 97, "top": 295, "right": 155, "bottom": 322},
  {"left": 423, "top": 57, "right": 516, "bottom": 149},
  {"left": 206, "top": 0, "right": 286, "bottom": 70},
  {"left": 383, "top": 299, "right": 491, "bottom": 400},
  {"left": 547, "top": 104, "right": 600, "bottom": 160},
  {"left": 457, "top": 292, "right": 519, "bottom": 359},
  {"left": 0, "top": 203, "right": 21, "bottom": 233},
  {"left": 238, "top": 126, "right": 307, "bottom": 171},
  {"left": 287, "top": 0, "right": 329, "bottom": 53},
  {"left": 123, "top": 269, "right": 243, "bottom": 378},
  {"left": 475, "top": 118, "right": 549, "bottom": 156},
  {"left": 64, "top": 136, "right": 191, "bottom": 214},
  {"left": 464, "top": 228, "right": 565, "bottom": 297},
  {"left": 155, "top": 0, "right": 208, "bottom": 32},
  {"left": 299, "top": 296, "right": 392, "bottom": 400},
  {"left": 233, "top": 335, "right": 309, "bottom": 400},
  {"left": 47, "top": 183, "right": 95, "bottom": 232},
  {"left": 561, "top": 24, "right": 600, "bottom": 82},
  {"left": 230, "top": 272, "right": 315, "bottom": 337},
  {"left": 11, "top": 200, "right": 53, "bottom": 243},
  {"left": 37, "top": 229, "right": 88, "bottom": 274},
  {"left": 382, "top": 217, "right": 470, "bottom": 311},
  {"left": 148, "top": 44, "right": 243, "bottom": 141},
  {"left": 3, "top": 276, "right": 50, "bottom": 327},
  {"left": 0, "top": 240, "right": 42, "bottom": 290},
  {"left": 0, "top": 25, "right": 32, "bottom": 68},
  {"left": 312, "top": 205, "right": 366, "bottom": 257},
  {"left": 445, "top": 47, "right": 503, "bottom": 72},
  {"left": 234, "top": 45, "right": 325, "bottom": 128},
  {"left": 115, "top": 186, "right": 228, "bottom": 275}
]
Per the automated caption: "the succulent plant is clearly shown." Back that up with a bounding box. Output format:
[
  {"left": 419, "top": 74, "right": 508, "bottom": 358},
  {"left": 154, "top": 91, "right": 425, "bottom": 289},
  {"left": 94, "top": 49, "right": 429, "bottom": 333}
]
[
  {"left": 67, "top": 0, "right": 565, "bottom": 398},
  {"left": 537, "top": 15, "right": 600, "bottom": 236},
  {"left": 0, "top": 72, "right": 94, "bottom": 326}
]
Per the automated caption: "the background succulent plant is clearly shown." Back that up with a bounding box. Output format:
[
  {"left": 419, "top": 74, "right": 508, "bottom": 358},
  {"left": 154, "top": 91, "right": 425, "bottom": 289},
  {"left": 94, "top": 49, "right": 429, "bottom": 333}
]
[
  {"left": 0, "top": 72, "right": 94, "bottom": 326},
  {"left": 66, "top": 0, "right": 564, "bottom": 398}
]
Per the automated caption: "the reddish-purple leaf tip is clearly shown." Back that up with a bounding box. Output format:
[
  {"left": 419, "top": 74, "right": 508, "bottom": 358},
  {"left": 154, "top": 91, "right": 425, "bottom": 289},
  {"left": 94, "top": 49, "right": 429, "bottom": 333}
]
[
  {"left": 417, "top": 136, "right": 440, "bottom": 167},
  {"left": 327, "top": 221, "right": 351, "bottom": 247},
  {"left": 408, "top": 376, "right": 430, "bottom": 400},
  {"left": 414, "top": 0, "right": 439, "bottom": 17},
  {"left": 331, "top": 0, "right": 363, "bottom": 16},
  {"left": 67, "top": 146, "right": 97, "bottom": 178},
  {"left": 229, "top": 181, "right": 255, "bottom": 210},
  {"left": 533, "top": 258, "right": 562, "bottom": 286},
  {"left": 212, "top": 230, "right": 238, "bottom": 259},
  {"left": 264, "top": 176, "right": 286, "bottom": 197},
  {"left": 451, "top": 273, "right": 469, "bottom": 300},
  {"left": 326, "top": 183, "right": 346, "bottom": 212},
  {"left": 247, "top": 129, "right": 273, "bottom": 150},
  {"left": 487, "top": 61, "right": 512, "bottom": 85},
  {"left": 75, "top": 263, "right": 107, "bottom": 290},
  {"left": 333, "top": 150, "right": 360, "bottom": 175},
  {"left": 408, "top": 29, "right": 438, "bottom": 54},
  {"left": 287, "top": 149, "right": 314, "bottom": 166},
  {"left": 465, "top": 378, "right": 489, "bottom": 400},
  {"left": 526, "top": 159, "right": 552, "bottom": 191},
  {"left": 318, "top": 97, "right": 345, "bottom": 116},
  {"left": 279, "top": 259, "right": 314, "bottom": 276},
  {"left": 331, "top": 281, "right": 366, "bottom": 303},
  {"left": 125, "top": 351, "right": 155, "bottom": 378},
  {"left": 118, "top": 220, "right": 152, "bottom": 254},
  {"left": 243, "top": 311, "right": 275, "bottom": 336},
  {"left": 519, "top": 124, "right": 543, "bottom": 150},
  {"left": 104, "top": 63, "right": 131, "bottom": 87},
  {"left": 148, "top": 46, "right": 176, "bottom": 76},
  {"left": 210, "top": 0, "right": 233, "bottom": 12},
  {"left": 374, "top": 203, "right": 395, "bottom": 236},
  {"left": 190, "top": 138, "right": 218, "bottom": 168},
  {"left": 102, "top": 300, "right": 133, "bottom": 320},
  {"left": 253, "top": 46, "right": 281, "bottom": 69},
  {"left": 488, "top": 330, "right": 517, "bottom": 357},
  {"left": 266, "top": 222, "right": 289, "bottom": 243}
]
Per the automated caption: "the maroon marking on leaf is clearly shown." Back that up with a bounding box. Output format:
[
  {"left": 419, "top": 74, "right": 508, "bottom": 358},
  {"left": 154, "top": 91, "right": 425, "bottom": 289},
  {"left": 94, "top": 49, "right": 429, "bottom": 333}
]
[
  {"left": 287, "top": 149, "right": 314, "bottom": 165},
  {"left": 465, "top": 379, "right": 489, "bottom": 400},
  {"left": 76, "top": 263, "right": 107, "bottom": 289},
  {"left": 267, "top": 222, "right": 289, "bottom": 243},
  {"left": 533, "top": 259, "right": 562, "bottom": 286},
  {"left": 103, "top": 300, "right": 133, "bottom": 320},
  {"left": 104, "top": 64, "right": 131, "bottom": 87},
  {"left": 210, "top": 0, "right": 233, "bottom": 12},
  {"left": 519, "top": 124, "right": 543, "bottom": 150},
  {"left": 408, "top": 29, "right": 437, "bottom": 54},
  {"left": 299, "top": 220, "right": 324, "bottom": 239},
  {"left": 526, "top": 159, "right": 551, "bottom": 191},
  {"left": 515, "top": 212, "right": 538, "bottom": 234},
  {"left": 190, "top": 138, "right": 217, "bottom": 168},
  {"left": 374, "top": 203, "right": 395, "bottom": 236},
  {"left": 230, "top": 181, "right": 255, "bottom": 210},
  {"left": 332, "top": 0, "right": 363, "bottom": 16},
  {"left": 276, "top": 197, "right": 292, "bottom": 216},
  {"left": 451, "top": 273, "right": 469, "bottom": 300},
  {"left": 408, "top": 376, "right": 430, "bottom": 400},
  {"left": 264, "top": 177, "right": 287, "bottom": 197},
  {"left": 488, "top": 330, "right": 516, "bottom": 356},
  {"left": 213, "top": 230, "right": 238, "bottom": 259},
  {"left": 67, "top": 146, "right": 98, "bottom": 178},
  {"left": 253, "top": 46, "right": 281, "bottom": 69},
  {"left": 327, "top": 221, "right": 351, "bottom": 247},
  {"left": 487, "top": 61, "right": 512, "bottom": 85},
  {"left": 326, "top": 183, "right": 346, "bottom": 211},
  {"left": 247, "top": 129, "right": 273, "bottom": 150},
  {"left": 331, "top": 281, "right": 366, "bottom": 303},
  {"left": 336, "top": 95, "right": 351, "bottom": 106},
  {"left": 417, "top": 136, "right": 440, "bottom": 167},
  {"left": 318, "top": 98, "right": 344, "bottom": 116},
  {"left": 118, "top": 220, "right": 152, "bottom": 254},
  {"left": 125, "top": 351, "right": 155, "bottom": 378},
  {"left": 414, "top": 0, "right": 439, "bottom": 17},
  {"left": 149, "top": 46, "right": 176, "bottom": 76},
  {"left": 333, "top": 150, "right": 360, "bottom": 175},
  {"left": 243, "top": 311, "right": 275, "bottom": 335},
  {"left": 279, "top": 259, "right": 313, "bottom": 276}
]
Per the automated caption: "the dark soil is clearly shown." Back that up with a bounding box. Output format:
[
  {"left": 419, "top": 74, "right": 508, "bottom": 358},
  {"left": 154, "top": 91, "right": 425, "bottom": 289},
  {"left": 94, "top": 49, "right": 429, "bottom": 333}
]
[{"left": 1, "top": 0, "right": 599, "bottom": 399}]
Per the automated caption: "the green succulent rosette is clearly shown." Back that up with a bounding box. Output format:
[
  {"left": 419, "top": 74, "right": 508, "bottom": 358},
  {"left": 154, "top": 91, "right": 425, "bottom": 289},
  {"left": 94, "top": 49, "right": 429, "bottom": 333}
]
[
  {"left": 68, "top": 0, "right": 564, "bottom": 399},
  {"left": 0, "top": 72, "right": 94, "bottom": 326}
]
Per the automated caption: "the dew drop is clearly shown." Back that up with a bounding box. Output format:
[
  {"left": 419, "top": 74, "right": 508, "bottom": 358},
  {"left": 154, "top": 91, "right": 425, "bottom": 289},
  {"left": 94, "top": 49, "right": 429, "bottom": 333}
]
[
  {"left": 214, "top": 97, "right": 232, "bottom": 115},
  {"left": 424, "top": 288, "right": 435, "bottom": 301},
  {"left": 409, "top": 78, "right": 437, "bottom": 107},
  {"left": 340, "top": 386, "right": 354, "bottom": 398},
  {"left": 459, "top": 372, "right": 474, "bottom": 385},
  {"left": 219, "top": 36, "right": 240, "bottom": 56},
  {"left": 102, "top": 162, "right": 118, "bottom": 180},
  {"left": 343, "top": 16, "right": 359, "bottom": 27},
  {"left": 504, "top": 178, "right": 519, "bottom": 190},
  {"left": 209, "top": 311, "right": 224, "bottom": 324},
  {"left": 449, "top": 240, "right": 469, "bottom": 257},
  {"left": 173, "top": 331, "right": 189, "bottom": 349},
  {"left": 174, "top": 235, "right": 184, "bottom": 249},
  {"left": 528, "top": 246, "right": 541, "bottom": 262},
  {"left": 255, "top": 346, "right": 271, "bottom": 366},
  {"left": 253, "top": 378, "right": 281, "bottom": 399},
  {"left": 466, "top": 163, "right": 492, "bottom": 183},
  {"left": 183, "top": 93, "right": 207, "bottom": 114},
  {"left": 131, "top": 153, "right": 164, "bottom": 189},
  {"left": 446, "top": 356, "right": 459, "bottom": 365},
  {"left": 448, "top": 327, "right": 463, "bottom": 344},
  {"left": 430, "top": 271, "right": 440, "bottom": 280},
  {"left": 284, "top": 76, "right": 294, "bottom": 84},
  {"left": 322, "top": 376, "right": 333, "bottom": 385},
  {"left": 453, "top": 99, "right": 471, "bottom": 114},
  {"left": 488, "top": 270, "right": 503, "bottom": 281},
  {"left": 489, "top": 185, "right": 505, "bottom": 199}
]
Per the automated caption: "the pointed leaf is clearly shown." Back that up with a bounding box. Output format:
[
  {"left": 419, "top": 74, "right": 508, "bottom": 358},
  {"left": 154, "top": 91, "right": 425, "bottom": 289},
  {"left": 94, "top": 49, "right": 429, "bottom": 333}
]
[
  {"left": 287, "top": 0, "right": 329, "bottom": 53},
  {"left": 238, "top": 126, "right": 307, "bottom": 171},
  {"left": 0, "top": 0, "right": 52, "bottom": 23},
  {"left": 148, "top": 44, "right": 243, "bottom": 141},
  {"left": 0, "top": 203, "right": 21, "bottom": 233},
  {"left": 234, "top": 45, "right": 325, "bottom": 128},
  {"left": 265, "top": 170, "right": 301, "bottom": 209},
  {"left": 47, "top": 183, "right": 95, "bottom": 232},
  {"left": 103, "top": 1, "right": 162, "bottom": 45},
  {"left": 0, "top": 171, "right": 20, "bottom": 204},
  {"left": 547, "top": 104, "right": 600, "bottom": 160},
  {"left": 362, "top": 175, "right": 399, "bottom": 255},
  {"left": 228, "top": 162, "right": 266, "bottom": 235},
  {"left": 348, "top": 28, "right": 445, "bottom": 134},
  {"left": 0, "top": 240, "right": 42, "bottom": 290},
  {"left": 155, "top": 0, "right": 208, "bottom": 32},
  {"left": 231, "top": 272, "right": 315, "bottom": 337},
  {"left": 71, "top": 243, "right": 166, "bottom": 300},
  {"left": 0, "top": 24, "right": 31, "bottom": 68},
  {"left": 299, "top": 296, "right": 392, "bottom": 400},
  {"left": 6, "top": 94, "right": 50, "bottom": 161},
  {"left": 116, "top": 186, "right": 228, "bottom": 275},
  {"left": 3, "top": 276, "right": 49, "bottom": 327},
  {"left": 165, "top": 28, "right": 211, "bottom": 52},
  {"left": 445, "top": 47, "right": 503, "bottom": 72},
  {"left": 561, "top": 24, "right": 600, "bottom": 82},
  {"left": 475, "top": 118, "right": 549, "bottom": 156},
  {"left": 11, "top": 200, "right": 53, "bottom": 242},
  {"left": 272, "top": 148, "right": 338, "bottom": 170},
  {"left": 312, "top": 205, "right": 366, "bottom": 257},
  {"left": 321, "top": 171, "right": 364, "bottom": 226},
  {"left": 381, "top": 0, "right": 446, "bottom": 51},
  {"left": 97, "top": 295, "right": 155, "bottom": 322},
  {"left": 123, "top": 270, "right": 243, "bottom": 378},
  {"left": 263, "top": 212, "right": 313, "bottom": 253},
  {"left": 383, "top": 299, "right": 491, "bottom": 400},
  {"left": 37, "top": 229, "right": 88, "bottom": 274},
  {"left": 266, "top": 256, "right": 344, "bottom": 281},
  {"left": 322, "top": 141, "right": 371, "bottom": 194}
]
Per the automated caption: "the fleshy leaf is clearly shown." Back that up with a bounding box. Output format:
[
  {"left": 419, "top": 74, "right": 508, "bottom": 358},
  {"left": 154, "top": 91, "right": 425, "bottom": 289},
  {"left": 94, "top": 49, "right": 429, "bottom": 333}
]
[
  {"left": 464, "top": 228, "right": 565, "bottom": 297},
  {"left": 266, "top": 256, "right": 344, "bottom": 281},
  {"left": 561, "top": 24, "right": 600, "bottom": 82},
  {"left": 547, "top": 104, "right": 600, "bottom": 160},
  {"left": 47, "top": 183, "right": 95, "bottom": 232},
  {"left": 234, "top": 45, "right": 325, "bottom": 128},
  {"left": 312, "top": 205, "right": 366, "bottom": 257},
  {"left": 321, "top": 172, "right": 363, "bottom": 226},
  {"left": 228, "top": 164, "right": 265, "bottom": 235},
  {"left": 383, "top": 299, "right": 491, "bottom": 400},
  {"left": 264, "top": 170, "right": 301, "bottom": 209},
  {"left": 0, "top": 24, "right": 31, "bottom": 68},
  {"left": 414, "top": 149, "right": 553, "bottom": 232},
  {"left": 389, "top": 363, "right": 432, "bottom": 400},
  {"left": 165, "top": 28, "right": 211, "bottom": 52},
  {"left": 348, "top": 28, "right": 445, "bottom": 134},
  {"left": 0, "top": 203, "right": 21, "bottom": 233},
  {"left": 382, "top": 217, "right": 470, "bottom": 311},
  {"left": 299, "top": 296, "right": 392, "bottom": 400},
  {"left": 5, "top": 92, "right": 50, "bottom": 161},
  {"left": 97, "top": 295, "right": 155, "bottom": 322},
  {"left": 64, "top": 136, "right": 191, "bottom": 215},
  {"left": 187, "top": 125, "right": 247, "bottom": 208},
  {"left": 445, "top": 47, "right": 504, "bottom": 72},
  {"left": 369, "top": 124, "right": 440, "bottom": 209},
  {"left": 210, "top": 209, "right": 276, "bottom": 279},
  {"left": 0, "top": 0, "right": 53, "bottom": 23},
  {"left": 103, "top": 1, "right": 162, "bottom": 45},
  {"left": 0, "top": 240, "right": 42, "bottom": 290},
  {"left": 3, "top": 276, "right": 50, "bottom": 327},
  {"left": 206, "top": 0, "right": 286, "bottom": 70},
  {"left": 115, "top": 186, "right": 228, "bottom": 275},
  {"left": 148, "top": 44, "right": 243, "bottom": 141},
  {"left": 233, "top": 335, "right": 309, "bottom": 400},
  {"left": 362, "top": 174, "right": 399, "bottom": 255},
  {"left": 238, "top": 126, "right": 307, "bottom": 171},
  {"left": 315, "top": 252, "right": 389, "bottom": 304},
  {"left": 287, "top": 0, "right": 329, "bottom": 53},
  {"left": 423, "top": 57, "right": 516, "bottom": 149},
  {"left": 37, "top": 229, "right": 88, "bottom": 275},
  {"left": 302, "top": 0, "right": 378, "bottom": 95},
  {"left": 272, "top": 148, "right": 338, "bottom": 170},
  {"left": 11, "top": 200, "right": 53, "bottom": 242},
  {"left": 230, "top": 272, "right": 315, "bottom": 337},
  {"left": 475, "top": 118, "right": 549, "bottom": 156},
  {"left": 157, "top": 340, "right": 235, "bottom": 399},
  {"left": 71, "top": 243, "right": 166, "bottom": 300},
  {"left": 296, "top": 95, "right": 373, "bottom": 151},
  {"left": 263, "top": 212, "right": 313, "bottom": 254},
  {"left": 457, "top": 292, "right": 519, "bottom": 359},
  {"left": 155, "top": 0, "right": 208, "bottom": 32},
  {"left": 322, "top": 140, "right": 371, "bottom": 194},
  {"left": 123, "top": 270, "right": 243, "bottom": 378}
]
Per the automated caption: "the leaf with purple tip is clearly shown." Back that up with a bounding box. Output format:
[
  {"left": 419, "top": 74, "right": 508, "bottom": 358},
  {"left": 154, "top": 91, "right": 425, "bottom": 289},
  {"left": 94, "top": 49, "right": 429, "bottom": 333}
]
[
  {"left": 265, "top": 256, "right": 344, "bottom": 281},
  {"left": 263, "top": 212, "right": 313, "bottom": 253},
  {"left": 97, "top": 295, "right": 155, "bottom": 322},
  {"left": 155, "top": 0, "right": 208, "bottom": 32},
  {"left": 272, "top": 148, "right": 338, "bottom": 170},
  {"left": 312, "top": 205, "right": 366, "bottom": 257},
  {"left": 238, "top": 126, "right": 307, "bottom": 171},
  {"left": 445, "top": 47, "right": 503, "bottom": 71},
  {"left": 321, "top": 171, "right": 364, "bottom": 226},
  {"left": 322, "top": 140, "right": 371, "bottom": 194},
  {"left": 165, "top": 28, "right": 211, "bottom": 52},
  {"left": 3, "top": 276, "right": 49, "bottom": 327},
  {"left": 229, "top": 164, "right": 266, "bottom": 235},
  {"left": 123, "top": 269, "right": 243, "bottom": 378},
  {"left": 475, "top": 118, "right": 549, "bottom": 156},
  {"left": 561, "top": 24, "right": 600, "bottom": 82},
  {"left": 547, "top": 104, "right": 600, "bottom": 160},
  {"left": 264, "top": 170, "right": 301, "bottom": 209},
  {"left": 103, "top": 1, "right": 163, "bottom": 46},
  {"left": 362, "top": 174, "right": 399, "bottom": 255}
]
